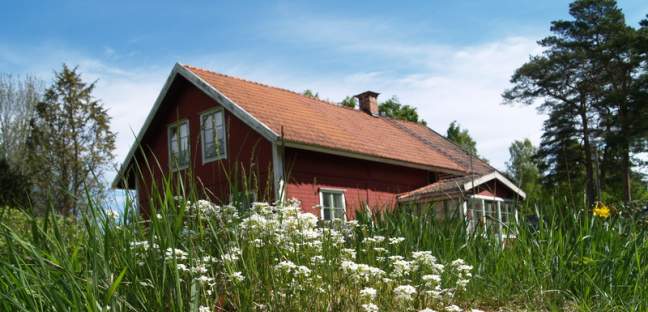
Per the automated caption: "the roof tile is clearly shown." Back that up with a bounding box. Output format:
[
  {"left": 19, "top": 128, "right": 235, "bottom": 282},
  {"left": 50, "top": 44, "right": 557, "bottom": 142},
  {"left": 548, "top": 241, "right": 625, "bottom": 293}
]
[{"left": 184, "top": 65, "right": 493, "bottom": 174}]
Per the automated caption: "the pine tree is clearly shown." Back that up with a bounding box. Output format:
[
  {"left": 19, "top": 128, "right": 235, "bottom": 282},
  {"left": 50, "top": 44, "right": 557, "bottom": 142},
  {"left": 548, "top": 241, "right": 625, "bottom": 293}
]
[
  {"left": 28, "top": 65, "right": 115, "bottom": 215},
  {"left": 502, "top": 0, "right": 639, "bottom": 208}
]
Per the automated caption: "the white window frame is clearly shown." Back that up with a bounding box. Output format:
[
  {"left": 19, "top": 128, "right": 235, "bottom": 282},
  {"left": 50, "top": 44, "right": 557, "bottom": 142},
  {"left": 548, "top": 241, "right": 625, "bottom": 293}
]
[
  {"left": 319, "top": 188, "right": 347, "bottom": 221},
  {"left": 200, "top": 108, "right": 227, "bottom": 164},
  {"left": 466, "top": 194, "right": 519, "bottom": 240},
  {"left": 167, "top": 119, "right": 190, "bottom": 171}
]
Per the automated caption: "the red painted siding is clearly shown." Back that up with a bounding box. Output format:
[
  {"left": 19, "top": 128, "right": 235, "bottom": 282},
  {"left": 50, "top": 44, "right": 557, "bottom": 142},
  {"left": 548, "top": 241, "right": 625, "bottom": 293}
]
[
  {"left": 284, "top": 148, "right": 433, "bottom": 219},
  {"left": 134, "top": 77, "right": 273, "bottom": 217},
  {"left": 475, "top": 180, "right": 515, "bottom": 199}
]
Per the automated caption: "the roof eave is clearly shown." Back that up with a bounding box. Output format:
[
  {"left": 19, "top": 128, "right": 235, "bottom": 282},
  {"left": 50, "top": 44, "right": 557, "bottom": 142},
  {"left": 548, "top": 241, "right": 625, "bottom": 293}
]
[{"left": 283, "top": 140, "right": 466, "bottom": 176}]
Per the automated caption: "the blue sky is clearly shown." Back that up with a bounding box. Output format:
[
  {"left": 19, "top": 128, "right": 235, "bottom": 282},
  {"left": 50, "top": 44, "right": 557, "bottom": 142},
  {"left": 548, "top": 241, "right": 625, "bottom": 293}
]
[{"left": 2, "top": 0, "right": 647, "bottom": 180}]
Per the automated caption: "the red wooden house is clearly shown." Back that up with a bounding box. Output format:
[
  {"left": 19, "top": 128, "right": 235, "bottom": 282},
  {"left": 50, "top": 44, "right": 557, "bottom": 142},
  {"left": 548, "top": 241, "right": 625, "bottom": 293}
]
[{"left": 113, "top": 63, "right": 525, "bottom": 231}]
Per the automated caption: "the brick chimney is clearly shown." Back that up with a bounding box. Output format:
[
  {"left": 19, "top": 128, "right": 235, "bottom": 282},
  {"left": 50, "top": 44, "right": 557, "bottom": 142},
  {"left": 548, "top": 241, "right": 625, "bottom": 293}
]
[{"left": 355, "top": 91, "right": 380, "bottom": 116}]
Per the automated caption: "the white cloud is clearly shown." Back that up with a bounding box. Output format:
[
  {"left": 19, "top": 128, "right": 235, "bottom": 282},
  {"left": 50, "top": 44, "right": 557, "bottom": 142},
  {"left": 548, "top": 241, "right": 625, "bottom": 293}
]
[
  {"left": 1, "top": 29, "right": 546, "bottom": 178},
  {"left": 0, "top": 44, "right": 167, "bottom": 183},
  {"left": 191, "top": 35, "right": 546, "bottom": 170}
]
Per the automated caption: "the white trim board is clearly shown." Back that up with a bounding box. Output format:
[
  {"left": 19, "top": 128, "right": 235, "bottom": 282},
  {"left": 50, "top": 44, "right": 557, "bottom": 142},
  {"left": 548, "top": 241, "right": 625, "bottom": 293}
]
[{"left": 462, "top": 171, "right": 526, "bottom": 199}]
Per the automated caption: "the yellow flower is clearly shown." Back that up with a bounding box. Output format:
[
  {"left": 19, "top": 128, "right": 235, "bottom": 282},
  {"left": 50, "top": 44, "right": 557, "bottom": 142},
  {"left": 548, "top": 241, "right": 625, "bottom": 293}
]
[{"left": 592, "top": 202, "right": 610, "bottom": 219}]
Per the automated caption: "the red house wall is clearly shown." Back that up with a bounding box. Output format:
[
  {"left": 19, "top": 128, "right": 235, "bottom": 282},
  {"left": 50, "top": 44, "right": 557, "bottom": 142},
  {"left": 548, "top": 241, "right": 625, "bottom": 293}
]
[
  {"left": 284, "top": 148, "right": 433, "bottom": 219},
  {"left": 134, "top": 77, "right": 273, "bottom": 217}
]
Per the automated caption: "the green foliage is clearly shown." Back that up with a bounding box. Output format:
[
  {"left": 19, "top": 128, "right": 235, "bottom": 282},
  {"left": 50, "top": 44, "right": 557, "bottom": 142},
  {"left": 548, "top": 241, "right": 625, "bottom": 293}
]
[
  {"left": 506, "top": 139, "right": 542, "bottom": 204},
  {"left": 0, "top": 158, "right": 31, "bottom": 208},
  {"left": 340, "top": 96, "right": 357, "bottom": 109},
  {"left": 302, "top": 89, "right": 319, "bottom": 99},
  {"left": 378, "top": 96, "right": 426, "bottom": 124},
  {"left": 446, "top": 121, "right": 478, "bottom": 156},
  {"left": 503, "top": 0, "right": 648, "bottom": 207},
  {"left": 28, "top": 64, "right": 116, "bottom": 215}
]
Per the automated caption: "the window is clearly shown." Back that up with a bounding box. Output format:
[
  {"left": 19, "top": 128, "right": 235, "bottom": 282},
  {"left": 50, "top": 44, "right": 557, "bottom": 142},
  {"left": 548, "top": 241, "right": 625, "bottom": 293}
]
[
  {"left": 200, "top": 109, "right": 226, "bottom": 163},
  {"left": 320, "top": 190, "right": 346, "bottom": 221},
  {"left": 168, "top": 120, "right": 190, "bottom": 170}
]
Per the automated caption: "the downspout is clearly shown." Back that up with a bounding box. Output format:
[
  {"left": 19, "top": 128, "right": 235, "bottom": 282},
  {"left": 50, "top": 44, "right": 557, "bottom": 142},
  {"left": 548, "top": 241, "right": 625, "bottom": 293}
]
[{"left": 272, "top": 126, "right": 286, "bottom": 204}]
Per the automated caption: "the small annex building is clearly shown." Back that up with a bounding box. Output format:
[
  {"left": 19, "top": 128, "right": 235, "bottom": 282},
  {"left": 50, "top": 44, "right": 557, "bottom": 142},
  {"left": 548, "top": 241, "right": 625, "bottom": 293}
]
[{"left": 113, "top": 63, "right": 525, "bottom": 233}]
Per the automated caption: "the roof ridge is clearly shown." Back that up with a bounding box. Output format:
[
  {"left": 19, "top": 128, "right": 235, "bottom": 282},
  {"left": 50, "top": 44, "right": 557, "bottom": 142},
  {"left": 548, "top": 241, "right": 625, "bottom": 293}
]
[
  {"left": 183, "top": 64, "right": 365, "bottom": 115},
  {"left": 387, "top": 119, "right": 475, "bottom": 174},
  {"left": 396, "top": 119, "right": 495, "bottom": 173}
]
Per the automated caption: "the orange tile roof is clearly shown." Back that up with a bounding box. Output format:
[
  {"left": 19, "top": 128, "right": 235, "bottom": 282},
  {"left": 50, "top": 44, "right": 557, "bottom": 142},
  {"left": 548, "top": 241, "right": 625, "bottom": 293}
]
[{"left": 184, "top": 65, "right": 493, "bottom": 175}]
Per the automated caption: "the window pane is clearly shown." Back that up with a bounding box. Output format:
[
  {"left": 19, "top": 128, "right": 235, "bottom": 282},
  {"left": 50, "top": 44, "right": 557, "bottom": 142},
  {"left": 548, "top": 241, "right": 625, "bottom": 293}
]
[
  {"left": 333, "top": 193, "right": 343, "bottom": 209},
  {"left": 334, "top": 208, "right": 345, "bottom": 219},
  {"left": 322, "top": 193, "right": 332, "bottom": 208},
  {"left": 323, "top": 208, "right": 332, "bottom": 220},
  {"left": 215, "top": 111, "right": 223, "bottom": 127},
  {"left": 205, "top": 128, "right": 214, "bottom": 145},
  {"left": 179, "top": 123, "right": 188, "bottom": 137}
]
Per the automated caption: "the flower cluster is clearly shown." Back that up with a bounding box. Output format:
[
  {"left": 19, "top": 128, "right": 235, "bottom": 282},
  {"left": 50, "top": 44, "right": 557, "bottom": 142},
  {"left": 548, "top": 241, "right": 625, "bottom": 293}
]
[{"left": 163, "top": 198, "right": 477, "bottom": 311}]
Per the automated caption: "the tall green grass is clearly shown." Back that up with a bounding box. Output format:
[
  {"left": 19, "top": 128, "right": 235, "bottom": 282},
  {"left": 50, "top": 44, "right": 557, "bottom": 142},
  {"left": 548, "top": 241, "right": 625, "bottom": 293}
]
[{"left": 1, "top": 173, "right": 647, "bottom": 311}]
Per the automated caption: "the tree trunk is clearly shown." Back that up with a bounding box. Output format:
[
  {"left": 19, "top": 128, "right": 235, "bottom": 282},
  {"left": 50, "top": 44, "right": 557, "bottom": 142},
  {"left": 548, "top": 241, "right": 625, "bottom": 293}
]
[
  {"left": 619, "top": 105, "right": 632, "bottom": 204},
  {"left": 580, "top": 101, "right": 596, "bottom": 209}
]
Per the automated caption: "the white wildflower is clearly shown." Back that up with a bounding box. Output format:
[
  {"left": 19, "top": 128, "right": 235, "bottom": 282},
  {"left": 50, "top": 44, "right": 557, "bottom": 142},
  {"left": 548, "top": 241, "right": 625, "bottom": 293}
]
[
  {"left": 391, "top": 259, "right": 413, "bottom": 277},
  {"left": 363, "top": 235, "right": 385, "bottom": 244},
  {"left": 360, "top": 287, "right": 377, "bottom": 300},
  {"left": 176, "top": 264, "right": 189, "bottom": 272},
  {"left": 422, "top": 274, "right": 442, "bottom": 285},
  {"left": 419, "top": 309, "right": 438, "bottom": 312},
  {"left": 341, "top": 248, "right": 356, "bottom": 260},
  {"left": 274, "top": 260, "right": 297, "bottom": 272},
  {"left": 341, "top": 260, "right": 358, "bottom": 273},
  {"left": 295, "top": 265, "right": 311, "bottom": 277},
  {"left": 388, "top": 237, "right": 406, "bottom": 245},
  {"left": 445, "top": 305, "right": 462, "bottom": 312},
  {"left": 191, "top": 264, "right": 208, "bottom": 274},
  {"left": 229, "top": 271, "right": 245, "bottom": 282},
  {"left": 412, "top": 251, "right": 437, "bottom": 267},
  {"left": 361, "top": 303, "right": 379, "bottom": 312},
  {"left": 195, "top": 275, "right": 214, "bottom": 285},
  {"left": 165, "top": 248, "right": 188, "bottom": 260},
  {"left": 393, "top": 285, "right": 417, "bottom": 301},
  {"left": 310, "top": 255, "right": 325, "bottom": 265},
  {"left": 198, "top": 306, "right": 210, "bottom": 312}
]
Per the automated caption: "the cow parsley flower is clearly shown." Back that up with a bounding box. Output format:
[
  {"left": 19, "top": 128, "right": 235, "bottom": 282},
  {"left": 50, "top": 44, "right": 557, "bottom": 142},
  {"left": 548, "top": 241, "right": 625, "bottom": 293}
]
[
  {"left": 360, "top": 287, "right": 377, "bottom": 300},
  {"left": 388, "top": 237, "right": 405, "bottom": 245},
  {"left": 195, "top": 275, "right": 214, "bottom": 285},
  {"left": 274, "top": 260, "right": 297, "bottom": 272},
  {"left": 176, "top": 264, "right": 189, "bottom": 272},
  {"left": 445, "top": 305, "right": 462, "bottom": 312},
  {"left": 361, "top": 303, "right": 379, "bottom": 312},
  {"left": 419, "top": 309, "right": 438, "bottom": 312},
  {"left": 198, "top": 306, "right": 210, "bottom": 312},
  {"left": 165, "top": 248, "right": 188, "bottom": 260},
  {"left": 393, "top": 285, "right": 417, "bottom": 301},
  {"left": 229, "top": 271, "right": 245, "bottom": 282},
  {"left": 311, "top": 255, "right": 325, "bottom": 265}
]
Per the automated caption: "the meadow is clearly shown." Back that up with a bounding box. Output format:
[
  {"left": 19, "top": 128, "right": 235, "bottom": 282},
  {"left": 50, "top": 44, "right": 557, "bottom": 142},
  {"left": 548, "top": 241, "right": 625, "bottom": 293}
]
[{"left": 1, "top": 184, "right": 647, "bottom": 311}]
